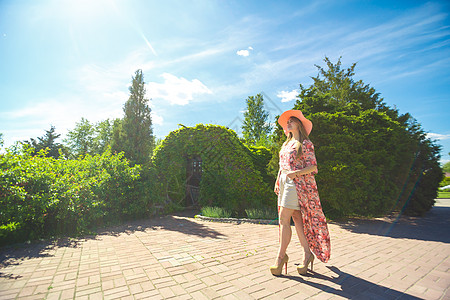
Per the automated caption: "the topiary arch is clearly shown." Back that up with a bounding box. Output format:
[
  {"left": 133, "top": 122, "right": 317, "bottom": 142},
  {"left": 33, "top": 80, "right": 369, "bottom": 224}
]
[{"left": 150, "top": 124, "right": 274, "bottom": 216}]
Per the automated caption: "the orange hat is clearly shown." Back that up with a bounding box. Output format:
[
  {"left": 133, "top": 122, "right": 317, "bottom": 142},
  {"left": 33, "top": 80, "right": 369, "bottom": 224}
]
[{"left": 278, "top": 110, "right": 313, "bottom": 136}]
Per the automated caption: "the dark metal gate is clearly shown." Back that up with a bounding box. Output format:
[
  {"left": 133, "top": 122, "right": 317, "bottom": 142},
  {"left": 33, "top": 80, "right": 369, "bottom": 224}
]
[{"left": 186, "top": 156, "right": 202, "bottom": 206}]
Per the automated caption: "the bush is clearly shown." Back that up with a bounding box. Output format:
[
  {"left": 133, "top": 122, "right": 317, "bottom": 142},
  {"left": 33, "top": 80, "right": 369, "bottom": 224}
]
[
  {"left": 245, "top": 145, "right": 274, "bottom": 188},
  {"left": 307, "top": 110, "right": 416, "bottom": 218},
  {"left": 0, "top": 146, "right": 148, "bottom": 246},
  {"left": 283, "top": 57, "right": 443, "bottom": 218},
  {"left": 440, "top": 176, "right": 450, "bottom": 188},
  {"left": 0, "top": 222, "right": 25, "bottom": 245},
  {"left": 151, "top": 124, "right": 274, "bottom": 217}
]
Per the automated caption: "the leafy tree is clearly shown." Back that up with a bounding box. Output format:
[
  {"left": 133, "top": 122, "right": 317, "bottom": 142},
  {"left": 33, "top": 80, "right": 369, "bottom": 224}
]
[
  {"left": 112, "top": 69, "right": 154, "bottom": 165},
  {"left": 0, "top": 133, "right": 3, "bottom": 147},
  {"left": 64, "top": 117, "right": 94, "bottom": 157},
  {"left": 242, "top": 93, "right": 272, "bottom": 146},
  {"left": 93, "top": 119, "right": 113, "bottom": 155},
  {"left": 22, "top": 125, "right": 65, "bottom": 158},
  {"left": 65, "top": 118, "right": 114, "bottom": 157}
]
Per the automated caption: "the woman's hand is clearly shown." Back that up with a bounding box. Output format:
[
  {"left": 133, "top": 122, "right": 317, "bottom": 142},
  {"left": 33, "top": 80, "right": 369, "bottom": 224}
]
[
  {"left": 286, "top": 170, "right": 298, "bottom": 180},
  {"left": 274, "top": 183, "right": 279, "bottom": 195}
]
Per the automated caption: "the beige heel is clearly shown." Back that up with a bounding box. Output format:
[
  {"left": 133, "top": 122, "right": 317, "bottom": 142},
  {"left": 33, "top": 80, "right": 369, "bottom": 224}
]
[
  {"left": 297, "top": 253, "right": 314, "bottom": 275},
  {"left": 270, "top": 254, "right": 289, "bottom": 276}
]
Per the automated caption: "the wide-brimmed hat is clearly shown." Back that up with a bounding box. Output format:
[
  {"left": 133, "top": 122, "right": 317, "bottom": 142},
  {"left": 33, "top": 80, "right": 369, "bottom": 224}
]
[{"left": 278, "top": 110, "right": 313, "bottom": 136}]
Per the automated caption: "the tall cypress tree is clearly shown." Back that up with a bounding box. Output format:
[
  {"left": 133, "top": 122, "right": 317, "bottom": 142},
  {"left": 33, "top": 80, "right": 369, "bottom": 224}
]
[{"left": 116, "top": 69, "right": 154, "bottom": 165}]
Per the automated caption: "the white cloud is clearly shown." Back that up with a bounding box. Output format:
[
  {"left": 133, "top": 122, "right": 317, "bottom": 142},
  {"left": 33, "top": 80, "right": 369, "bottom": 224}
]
[
  {"left": 427, "top": 133, "right": 450, "bottom": 140},
  {"left": 1, "top": 95, "right": 125, "bottom": 141},
  {"left": 236, "top": 49, "right": 250, "bottom": 57},
  {"left": 147, "top": 73, "right": 213, "bottom": 106},
  {"left": 277, "top": 90, "right": 298, "bottom": 102},
  {"left": 1, "top": 47, "right": 168, "bottom": 146},
  {"left": 237, "top": 46, "right": 253, "bottom": 57},
  {"left": 151, "top": 111, "right": 163, "bottom": 125}
]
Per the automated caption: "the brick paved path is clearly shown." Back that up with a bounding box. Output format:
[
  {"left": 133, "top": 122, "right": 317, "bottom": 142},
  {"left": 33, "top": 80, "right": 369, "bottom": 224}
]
[{"left": 1, "top": 199, "right": 449, "bottom": 299}]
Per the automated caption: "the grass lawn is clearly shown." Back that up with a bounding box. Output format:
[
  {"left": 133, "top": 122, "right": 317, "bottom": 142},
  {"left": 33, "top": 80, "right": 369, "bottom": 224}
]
[{"left": 437, "top": 191, "right": 450, "bottom": 198}]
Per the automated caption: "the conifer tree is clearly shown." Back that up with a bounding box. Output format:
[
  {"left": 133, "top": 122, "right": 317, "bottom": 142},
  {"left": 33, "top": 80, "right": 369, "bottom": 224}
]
[
  {"left": 113, "top": 69, "right": 154, "bottom": 165},
  {"left": 274, "top": 56, "right": 442, "bottom": 217},
  {"left": 23, "top": 125, "right": 65, "bottom": 158}
]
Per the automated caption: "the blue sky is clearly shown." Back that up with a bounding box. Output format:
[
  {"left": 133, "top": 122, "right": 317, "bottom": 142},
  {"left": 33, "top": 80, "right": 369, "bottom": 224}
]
[{"left": 1, "top": 0, "right": 449, "bottom": 163}]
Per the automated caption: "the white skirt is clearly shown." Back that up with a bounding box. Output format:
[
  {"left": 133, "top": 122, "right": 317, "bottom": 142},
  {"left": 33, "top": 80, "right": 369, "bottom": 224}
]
[{"left": 278, "top": 170, "right": 300, "bottom": 210}]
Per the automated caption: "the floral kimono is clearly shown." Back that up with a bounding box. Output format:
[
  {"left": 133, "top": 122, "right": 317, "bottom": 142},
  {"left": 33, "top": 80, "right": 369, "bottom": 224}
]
[{"left": 277, "top": 139, "right": 331, "bottom": 263}]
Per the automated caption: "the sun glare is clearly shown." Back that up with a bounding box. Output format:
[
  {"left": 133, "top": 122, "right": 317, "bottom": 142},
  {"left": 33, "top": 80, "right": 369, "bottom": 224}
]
[{"left": 54, "top": 0, "right": 117, "bottom": 23}]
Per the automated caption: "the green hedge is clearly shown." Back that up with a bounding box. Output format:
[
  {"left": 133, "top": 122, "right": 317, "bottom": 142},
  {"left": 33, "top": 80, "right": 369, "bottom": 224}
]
[
  {"left": 0, "top": 125, "right": 276, "bottom": 246},
  {"left": 0, "top": 146, "right": 148, "bottom": 245},
  {"left": 151, "top": 124, "right": 274, "bottom": 216},
  {"left": 275, "top": 106, "right": 442, "bottom": 218},
  {"left": 281, "top": 57, "right": 443, "bottom": 218},
  {"left": 308, "top": 110, "right": 415, "bottom": 218},
  {"left": 245, "top": 145, "right": 273, "bottom": 187}
]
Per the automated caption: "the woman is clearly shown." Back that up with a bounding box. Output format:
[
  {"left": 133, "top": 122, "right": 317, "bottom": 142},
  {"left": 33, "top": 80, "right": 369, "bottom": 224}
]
[{"left": 270, "top": 110, "right": 330, "bottom": 276}]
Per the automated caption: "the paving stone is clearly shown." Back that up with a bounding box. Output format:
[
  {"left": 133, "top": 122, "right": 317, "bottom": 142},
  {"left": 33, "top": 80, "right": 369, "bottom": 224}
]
[{"left": 1, "top": 204, "right": 449, "bottom": 299}]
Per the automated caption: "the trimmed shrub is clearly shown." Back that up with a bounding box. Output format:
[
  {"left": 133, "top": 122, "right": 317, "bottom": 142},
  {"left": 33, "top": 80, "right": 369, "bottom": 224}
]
[{"left": 151, "top": 124, "right": 274, "bottom": 216}]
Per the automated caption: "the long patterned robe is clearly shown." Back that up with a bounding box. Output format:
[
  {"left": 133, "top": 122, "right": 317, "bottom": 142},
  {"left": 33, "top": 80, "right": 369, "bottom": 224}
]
[{"left": 277, "top": 139, "right": 331, "bottom": 263}]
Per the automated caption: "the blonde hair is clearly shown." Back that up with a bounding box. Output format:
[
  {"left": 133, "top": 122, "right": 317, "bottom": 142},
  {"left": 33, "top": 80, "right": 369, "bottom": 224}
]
[{"left": 281, "top": 117, "right": 310, "bottom": 159}]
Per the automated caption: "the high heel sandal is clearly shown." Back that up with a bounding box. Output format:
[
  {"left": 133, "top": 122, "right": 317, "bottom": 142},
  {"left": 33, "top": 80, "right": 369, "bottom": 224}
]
[
  {"left": 270, "top": 253, "right": 289, "bottom": 276},
  {"left": 297, "top": 253, "right": 314, "bottom": 275}
]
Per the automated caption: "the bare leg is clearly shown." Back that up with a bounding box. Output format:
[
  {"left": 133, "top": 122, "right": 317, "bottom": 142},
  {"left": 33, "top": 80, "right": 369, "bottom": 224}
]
[
  {"left": 292, "top": 210, "right": 313, "bottom": 264},
  {"left": 275, "top": 207, "right": 295, "bottom": 265}
]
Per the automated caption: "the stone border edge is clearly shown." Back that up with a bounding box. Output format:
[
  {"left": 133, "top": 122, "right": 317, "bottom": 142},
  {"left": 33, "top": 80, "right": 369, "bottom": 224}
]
[{"left": 194, "top": 215, "right": 278, "bottom": 225}]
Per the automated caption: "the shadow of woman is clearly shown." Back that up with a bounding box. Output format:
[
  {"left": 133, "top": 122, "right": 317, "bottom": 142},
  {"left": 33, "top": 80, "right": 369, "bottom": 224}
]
[{"left": 285, "top": 266, "right": 421, "bottom": 299}]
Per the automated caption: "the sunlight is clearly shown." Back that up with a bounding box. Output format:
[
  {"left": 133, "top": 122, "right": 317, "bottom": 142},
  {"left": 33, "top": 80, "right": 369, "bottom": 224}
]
[
  {"left": 141, "top": 33, "right": 158, "bottom": 56},
  {"left": 57, "top": 0, "right": 113, "bottom": 19}
]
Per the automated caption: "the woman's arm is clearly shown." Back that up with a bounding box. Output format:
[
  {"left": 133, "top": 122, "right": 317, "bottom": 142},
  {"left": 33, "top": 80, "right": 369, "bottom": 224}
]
[
  {"left": 274, "top": 169, "right": 281, "bottom": 194},
  {"left": 289, "top": 140, "right": 318, "bottom": 179},
  {"left": 287, "top": 165, "right": 317, "bottom": 179}
]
